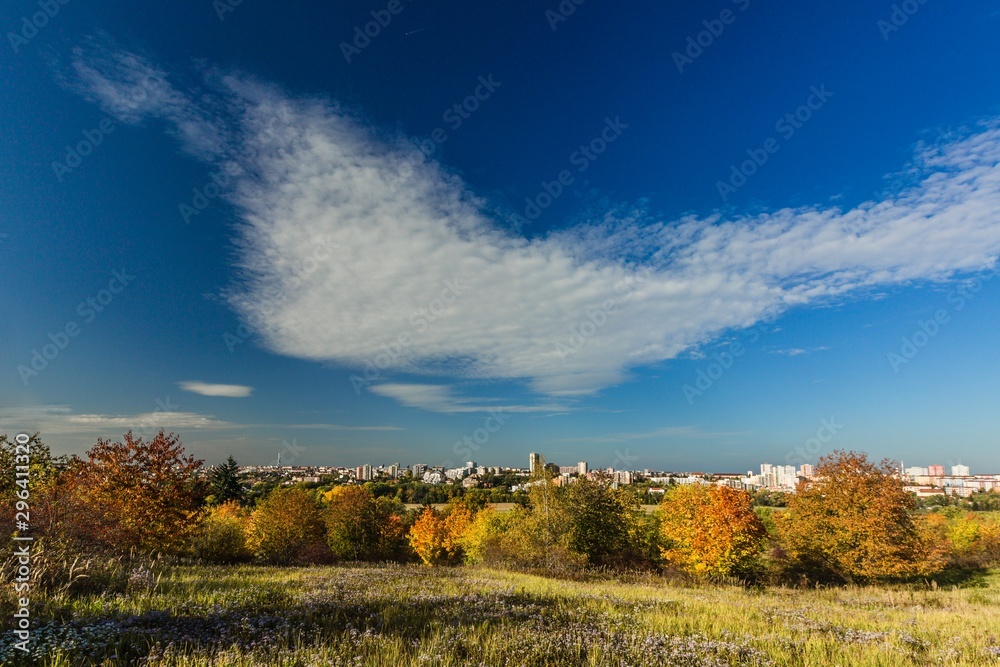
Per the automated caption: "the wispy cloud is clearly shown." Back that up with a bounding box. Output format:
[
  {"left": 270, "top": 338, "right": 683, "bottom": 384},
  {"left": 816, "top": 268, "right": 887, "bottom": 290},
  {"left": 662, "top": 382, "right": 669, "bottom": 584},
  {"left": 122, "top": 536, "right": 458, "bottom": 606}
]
[
  {"left": 558, "top": 425, "right": 737, "bottom": 444},
  {"left": 69, "top": 39, "right": 1000, "bottom": 406},
  {"left": 0, "top": 405, "right": 402, "bottom": 438},
  {"left": 368, "top": 383, "right": 568, "bottom": 414},
  {"left": 178, "top": 381, "right": 254, "bottom": 398},
  {"left": 0, "top": 405, "right": 234, "bottom": 436}
]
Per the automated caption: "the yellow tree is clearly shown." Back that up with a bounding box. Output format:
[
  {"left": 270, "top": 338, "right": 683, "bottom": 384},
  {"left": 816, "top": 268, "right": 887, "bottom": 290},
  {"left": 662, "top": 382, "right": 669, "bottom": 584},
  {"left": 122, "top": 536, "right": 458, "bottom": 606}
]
[
  {"left": 246, "top": 488, "right": 328, "bottom": 564},
  {"left": 442, "top": 501, "right": 474, "bottom": 561},
  {"left": 778, "top": 450, "right": 944, "bottom": 582},
  {"left": 659, "top": 483, "right": 767, "bottom": 576},
  {"left": 409, "top": 506, "right": 447, "bottom": 565}
]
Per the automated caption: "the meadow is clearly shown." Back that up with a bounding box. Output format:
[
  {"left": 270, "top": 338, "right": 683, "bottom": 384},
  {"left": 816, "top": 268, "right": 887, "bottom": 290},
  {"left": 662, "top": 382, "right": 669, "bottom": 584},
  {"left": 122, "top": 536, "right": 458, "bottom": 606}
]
[{"left": 3, "top": 563, "right": 999, "bottom": 667}]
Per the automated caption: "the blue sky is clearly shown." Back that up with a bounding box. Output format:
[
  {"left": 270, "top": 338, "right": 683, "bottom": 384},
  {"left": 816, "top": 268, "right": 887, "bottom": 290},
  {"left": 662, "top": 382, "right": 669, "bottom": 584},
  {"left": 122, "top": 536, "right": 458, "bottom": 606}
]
[{"left": 2, "top": 0, "right": 1000, "bottom": 473}]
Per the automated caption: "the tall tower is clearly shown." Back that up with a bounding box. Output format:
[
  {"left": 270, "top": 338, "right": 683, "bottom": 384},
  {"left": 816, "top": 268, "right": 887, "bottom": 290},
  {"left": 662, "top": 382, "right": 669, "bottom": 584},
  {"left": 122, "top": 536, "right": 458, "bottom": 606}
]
[{"left": 529, "top": 452, "right": 541, "bottom": 475}]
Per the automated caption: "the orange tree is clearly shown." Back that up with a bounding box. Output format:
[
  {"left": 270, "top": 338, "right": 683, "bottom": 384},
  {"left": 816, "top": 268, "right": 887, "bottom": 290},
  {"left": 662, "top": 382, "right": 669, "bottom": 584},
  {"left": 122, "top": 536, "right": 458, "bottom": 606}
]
[
  {"left": 658, "top": 483, "right": 767, "bottom": 577},
  {"left": 63, "top": 431, "right": 203, "bottom": 555},
  {"left": 777, "top": 450, "right": 945, "bottom": 582},
  {"left": 409, "top": 506, "right": 448, "bottom": 565}
]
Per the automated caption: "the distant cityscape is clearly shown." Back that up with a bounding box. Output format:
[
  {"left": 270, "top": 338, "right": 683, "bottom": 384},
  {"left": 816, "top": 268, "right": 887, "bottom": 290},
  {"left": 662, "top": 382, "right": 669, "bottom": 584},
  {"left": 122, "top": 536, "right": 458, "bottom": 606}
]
[{"left": 237, "top": 452, "right": 1000, "bottom": 498}]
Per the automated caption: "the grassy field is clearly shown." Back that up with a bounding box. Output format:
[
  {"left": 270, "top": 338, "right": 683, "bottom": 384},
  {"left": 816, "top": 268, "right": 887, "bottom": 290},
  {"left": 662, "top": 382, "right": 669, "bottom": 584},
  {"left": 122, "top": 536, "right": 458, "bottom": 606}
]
[{"left": 4, "top": 564, "right": 1000, "bottom": 666}]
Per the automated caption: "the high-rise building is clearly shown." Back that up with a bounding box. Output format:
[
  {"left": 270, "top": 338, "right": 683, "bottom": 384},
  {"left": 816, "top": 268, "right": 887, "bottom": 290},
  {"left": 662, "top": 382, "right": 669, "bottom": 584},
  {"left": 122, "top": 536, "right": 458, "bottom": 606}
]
[
  {"left": 355, "top": 464, "right": 372, "bottom": 481},
  {"left": 412, "top": 463, "right": 426, "bottom": 476},
  {"left": 799, "top": 463, "right": 815, "bottom": 479},
  {"left": 928, "top": 464, "right": 945, "bottom": 477},
  {"left": 952, "top": 464, "right": 970, "bottom": 477},
  {"left": 389, "top": 464, "right": 399, "bottom": 479},
  {"left": 578, "top": 461, "right": 588, "bottom": 475},
  {"left": 529, "top": 452, "right": 542, "bottom": 475}
]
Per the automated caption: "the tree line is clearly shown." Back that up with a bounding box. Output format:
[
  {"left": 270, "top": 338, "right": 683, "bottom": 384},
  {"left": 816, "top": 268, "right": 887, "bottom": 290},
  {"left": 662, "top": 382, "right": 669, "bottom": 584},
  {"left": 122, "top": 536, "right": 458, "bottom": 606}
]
[{"left": 2, "top": 432, "right": 999, "bottom": 587}]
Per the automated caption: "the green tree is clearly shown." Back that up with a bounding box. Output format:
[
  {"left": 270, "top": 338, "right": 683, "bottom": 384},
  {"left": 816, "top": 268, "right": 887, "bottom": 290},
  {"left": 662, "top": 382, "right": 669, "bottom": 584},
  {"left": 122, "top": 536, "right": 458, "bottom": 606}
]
[
  {"left": 208, "top": 456, "right": 245, "bottom": 505},
  {"left": 565, "top": 476, "right": 638, "bottom": 565}
]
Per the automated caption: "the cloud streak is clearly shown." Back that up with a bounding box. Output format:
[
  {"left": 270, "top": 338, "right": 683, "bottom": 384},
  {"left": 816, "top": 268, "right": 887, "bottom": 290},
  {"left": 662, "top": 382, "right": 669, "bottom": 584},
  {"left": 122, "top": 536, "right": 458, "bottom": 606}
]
[
  {"left": 69, "top": 41, "right": 1000, "bottom": 405},
  {"left": 179, "top": 381, "right": 254, "bottom": 398}
]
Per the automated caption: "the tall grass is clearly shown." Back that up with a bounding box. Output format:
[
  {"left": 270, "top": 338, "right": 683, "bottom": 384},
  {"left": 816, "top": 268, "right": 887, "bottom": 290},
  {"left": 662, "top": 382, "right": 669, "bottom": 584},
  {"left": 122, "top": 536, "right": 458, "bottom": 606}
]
[{"left": 2, "top": 564, "right": 999, "bottom": 666}]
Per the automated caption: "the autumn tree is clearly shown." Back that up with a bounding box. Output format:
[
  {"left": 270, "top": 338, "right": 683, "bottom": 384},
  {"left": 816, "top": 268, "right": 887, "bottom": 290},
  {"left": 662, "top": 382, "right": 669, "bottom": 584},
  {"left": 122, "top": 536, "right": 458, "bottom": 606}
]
[
  {"left": 65, "top": 431, "right": 203, "bottom": 555},
  {"left": 192, "top": 500, "right": 252, "bottom": 563},
  {"left": 777, "top": 450, "right": 945, "bottom": 582},
  {"left": 659, "top": 483, "right": 767, "bottom": 577},
  {"left": 246, "top": 487, "right": 329, "bottom": 564},
  {"left": 442, "top": 500, "right": 475, "bottom": 561},
  {"left": 0, "top": 434, "right": 70, "bottom": 543},
  {"left": 409, "top": 506, "right": 448, "bottom": 565},
  {"left": 208, "top": 456, "right": 245, "bottom": 505},
  {"left": 323, "top": 485, "right": 407, "bottom": 561}
]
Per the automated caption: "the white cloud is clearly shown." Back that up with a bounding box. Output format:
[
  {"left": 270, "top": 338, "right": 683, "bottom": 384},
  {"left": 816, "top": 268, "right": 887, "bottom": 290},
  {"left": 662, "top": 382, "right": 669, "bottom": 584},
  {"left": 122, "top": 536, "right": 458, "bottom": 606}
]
[
  {"left": 178, "top": 381, "right": 254, "bottom": 398},
  {"left": 0, "top": 405, "right": 234, "bottom": 436},
  {"left": 70, "top": 42, "right": 1000, "bottom": 405},
  {"left": 368, "top": 383, "right": 568, "bottom": 414}
]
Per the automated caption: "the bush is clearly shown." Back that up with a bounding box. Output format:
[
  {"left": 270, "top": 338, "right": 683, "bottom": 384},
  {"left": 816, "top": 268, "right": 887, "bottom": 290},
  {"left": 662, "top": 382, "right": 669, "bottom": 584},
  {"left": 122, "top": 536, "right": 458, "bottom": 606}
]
[
  {"left": 247, "top": 488, "right": 329, "bottom": 564},
  {"left": 192, "top": 501, "right": 251, "bottom": 563}
]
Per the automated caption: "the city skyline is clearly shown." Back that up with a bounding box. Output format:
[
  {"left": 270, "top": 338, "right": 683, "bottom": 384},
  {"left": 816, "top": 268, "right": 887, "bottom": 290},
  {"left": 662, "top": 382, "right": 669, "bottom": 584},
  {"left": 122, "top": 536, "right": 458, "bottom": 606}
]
[{"left": 4, "top": 2, "right": 1000, "bottom": 472}]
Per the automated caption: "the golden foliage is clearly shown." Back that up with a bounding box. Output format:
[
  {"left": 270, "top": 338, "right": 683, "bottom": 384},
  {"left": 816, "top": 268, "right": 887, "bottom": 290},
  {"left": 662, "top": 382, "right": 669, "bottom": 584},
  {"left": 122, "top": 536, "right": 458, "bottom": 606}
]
[{"left": 658, "top": 484, "right": 767, "bottom": 576}]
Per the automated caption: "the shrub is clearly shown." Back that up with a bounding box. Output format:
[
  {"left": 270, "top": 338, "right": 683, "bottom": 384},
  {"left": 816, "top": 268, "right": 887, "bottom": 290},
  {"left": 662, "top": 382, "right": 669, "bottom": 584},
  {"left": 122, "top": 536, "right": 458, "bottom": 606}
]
[
  {"left": 247, "top": 488, "right": 329, "bottom": 564},
  {"left": 192, "top": 501, "right": 251, "bottom": 563}
]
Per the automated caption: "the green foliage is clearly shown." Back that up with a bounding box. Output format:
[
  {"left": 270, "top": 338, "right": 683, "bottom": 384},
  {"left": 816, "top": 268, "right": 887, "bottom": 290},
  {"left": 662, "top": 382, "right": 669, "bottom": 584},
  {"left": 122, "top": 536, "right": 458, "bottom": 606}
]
[
  {"left": 207, "top": 456, "right": 245, "bottom": 505},
  {"left": 565, "top": 477, "right": 641, "bottom": 566},
  {"left": 323, "top": 486, "right": 409, "bottom": 562}
]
